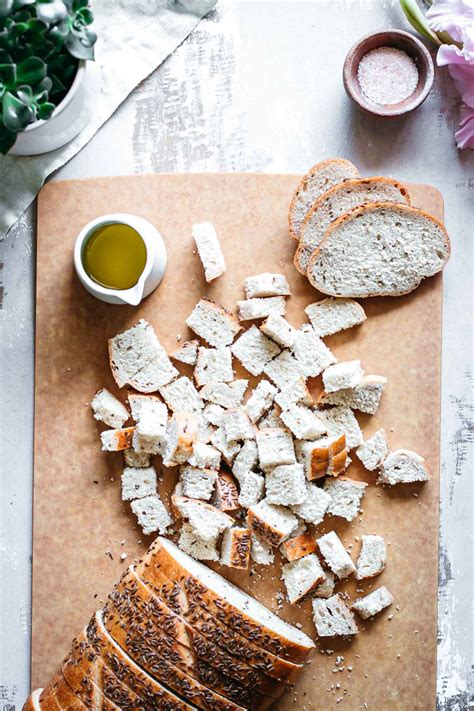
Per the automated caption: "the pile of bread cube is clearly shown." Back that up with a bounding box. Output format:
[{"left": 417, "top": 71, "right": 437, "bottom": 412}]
[{"left": 92, "top": 258, "right": 430, "bottom": 638}]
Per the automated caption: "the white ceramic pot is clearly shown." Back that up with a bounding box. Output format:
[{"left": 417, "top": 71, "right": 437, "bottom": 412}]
[
  {"left": 9, "top": 59, "right": 99, "bottom": 156},
  {"left": 73, "top": 213, "right": 168, "bottom": 306}
]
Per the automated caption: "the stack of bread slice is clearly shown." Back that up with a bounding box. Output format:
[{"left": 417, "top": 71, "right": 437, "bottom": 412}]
[
  {"left": 289, "top": 158, "right": 450, "bottom": 297},
  {"left": 23, "top": 537, "right": 314, "bottom": 711}
]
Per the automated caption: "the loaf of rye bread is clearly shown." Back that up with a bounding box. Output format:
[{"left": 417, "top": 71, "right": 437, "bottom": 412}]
[{"left": 23, "top": 537, "right": 314, "bottom": 711}]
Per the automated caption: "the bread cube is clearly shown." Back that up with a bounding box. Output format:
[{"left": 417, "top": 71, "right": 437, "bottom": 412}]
[
  {"left": 265, "top": 464, "right": 307, "bottom": 506},
  {"left": 352, "top": 586, "right": 394, "bottom": 620},
  {"left": 121, "top": 466, "right": 157, "bottom": 501},
  {"left": 130, "top": 493, "right": 172, "bottom": 535},
  {"left": 282, "top": 554, "right": 326, "bottom": 604},
  {"left": 312, "top": 595, "right": 358, "bottom": 637},
  {"left": 317, "top": 530, "right": 356, "bottom": 579},
  {"left": 220, "top": 527, "right": 251, "bottom": 569},
  {"left": 91, "top": 389, "right": 129, "bottom": 428},
  {"left": 322, "top": 360, "right": 364, "bottom": 393},
  {"left": 260, "top": 314, "right": 296, "bottom": 348},
  {"left": 256, "top": 428, "right": 296, "bottom": 470}
]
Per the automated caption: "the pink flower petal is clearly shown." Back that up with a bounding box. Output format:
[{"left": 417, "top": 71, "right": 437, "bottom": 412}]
[
  {"left": 454, "top": 104, "right": 474, "bottom": 147},
  {"left": 448, "top": 62, "right": 474, "bottom": 106},
  {"left": 427, "top": 0, "right": 474, "bottom": 45},
  {"left": 437, "top": 42, "right": 474, "bottom": 65}
]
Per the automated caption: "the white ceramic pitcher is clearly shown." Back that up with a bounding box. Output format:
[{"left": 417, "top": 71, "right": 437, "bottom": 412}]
[{"left": 73, "top": 213, "right": 167, "bottom": 305}]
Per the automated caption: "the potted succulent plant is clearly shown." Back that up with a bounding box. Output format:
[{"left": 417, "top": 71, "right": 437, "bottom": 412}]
[{"left": 0, "top": 0, "right": 97, "bottom": 155}]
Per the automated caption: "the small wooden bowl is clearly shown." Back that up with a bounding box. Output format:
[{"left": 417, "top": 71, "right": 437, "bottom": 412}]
[{"left": 343, "top": 30, "right": 434, "bottom": 117}]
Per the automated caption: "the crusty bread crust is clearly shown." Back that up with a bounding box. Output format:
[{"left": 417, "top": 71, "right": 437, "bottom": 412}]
[
  {"left": 288, "top": 159, "right": 359, "bottom": 240},
  {"left": 138, "top": 539, "right": 313, "bottom": 663},
  {"left": 103, "top": 598, "right": 262, "bottom": 710},
  {"left": 128, "top": 566, "right": 302, "bottom": 682},
  {"left": 307, "top": 202, "right": 451, "bottom": 296},
  {"left": 223, "top": 528, "right": 252, "bottom": 569},
  {"left": 37, "top": 683, "right": 63, "bottom": 711},
  {"left": 281, "top": 533, "right": 317, "bottom": 561},
  {"left": 211, "top": 472, "right": 240, "bottom": 511},
  {"left": 246, "top": 508, "right": 287, "bottom": 548},
  {"left": 109, "top": 570, "right": 280, "bottom": 698},
  {"left": 87, "top": 611, "right": 195, "bottom": 711},
  {"left": 294, "top": 177, "right": 411, "bottom": 274},
  {"left": 107, "top": 568, "right": 285, "bottom": 699},
  {"left": 22, "top": 690, "right": 44, "bottom": 711},
  {"left": 48, "top": 673, "right": 87, "bottom": 710},
  {"left": 62, "top": 640, "right": 121, "bottom": 711}
]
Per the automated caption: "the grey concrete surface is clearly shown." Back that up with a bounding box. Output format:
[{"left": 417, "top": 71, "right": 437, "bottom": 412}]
[{"left": 0, "top": 1, "right": 472, "bottom": 709}]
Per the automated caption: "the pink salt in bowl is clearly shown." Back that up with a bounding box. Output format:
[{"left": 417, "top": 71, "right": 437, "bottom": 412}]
[{"left": 343, "top": 29, "right": 435, "bottom": 117}]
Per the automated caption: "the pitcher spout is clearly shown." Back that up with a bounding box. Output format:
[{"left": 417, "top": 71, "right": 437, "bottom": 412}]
[{"left": 118, "top": 282, "right": 144, "bottom": 306}]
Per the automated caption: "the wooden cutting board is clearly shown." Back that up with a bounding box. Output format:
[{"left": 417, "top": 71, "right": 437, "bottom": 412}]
[{"left": 33, "top": 174, "right": 442, "bottom": 710}]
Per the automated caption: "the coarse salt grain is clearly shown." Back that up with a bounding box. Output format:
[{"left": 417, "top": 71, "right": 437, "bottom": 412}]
[{"left": 357, "top": 47, "right": 419, "bottom": 105}]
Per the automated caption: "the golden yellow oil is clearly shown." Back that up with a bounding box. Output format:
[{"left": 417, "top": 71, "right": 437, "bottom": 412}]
[{"left": 82, "top": 223, "right": 147, "bottom": 290}]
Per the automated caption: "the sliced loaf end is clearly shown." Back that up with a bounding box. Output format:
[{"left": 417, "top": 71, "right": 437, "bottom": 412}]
[
  {"left": 307, "top": 202, "right": 450, "bottom": 297},
  {"left": 288, "top": 158, "right": 359, "bottom": 240}
]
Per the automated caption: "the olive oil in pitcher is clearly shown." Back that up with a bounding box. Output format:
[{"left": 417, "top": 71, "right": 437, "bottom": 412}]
[{"left": 82, "top": 223, "right": 147, "bottom": 290}]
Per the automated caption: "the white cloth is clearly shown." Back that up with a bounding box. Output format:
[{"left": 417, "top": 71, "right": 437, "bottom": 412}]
[{"left": 0, "top": 0, "right": 216, "bottom": 241}]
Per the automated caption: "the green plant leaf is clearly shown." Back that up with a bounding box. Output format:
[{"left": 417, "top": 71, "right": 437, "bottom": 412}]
[
  {"left": 17, "top": 55, "right": 46, "bottom": 82},
  {"left": 399, "top": 0, "right": 441, "bottom": 46},
  {"left": 37, "top": 99, "right": 53, "bottom": 118},
  {"left": 15, "top": 82, "right": 33, "bottom": 103},
  {"left": 72, "top": 0, "right": 89, "bottom": 10},
  {"left": 65, "top": 24, "right": 95, "bottom": 59},
  {"left": 2, "top": 89, "right": 34, "bottom": 130},
  {"left": 0, "top": 61, "right": 16, "bottom": 87},
  {"left": 36, "top": 0, "right": 68, "bottom": 25},
  {"left": 48, "top": 18, "right": 68, "bottom": 46},
  {"left": 35, "top": 74, "right": 51, "bottom": 91},
  {"left": 0, "top": 122, "right": 17, "bottom": 153},
  {"left": 49, "top": 70, "right": 64, "bottom": 94},
  {"left": 77, "top": 7, "right": 92, "bottom": 25},
  {"left": 0, "top": 48, "right": 11, "bottom": 62}
]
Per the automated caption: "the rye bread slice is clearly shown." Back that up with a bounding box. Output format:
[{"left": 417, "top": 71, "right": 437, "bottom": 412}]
[
  {"left": 46, "top": 673, "right": 87, "bottom": 710},
  {"left": 294, "top": 177, "right": 410, "bottom": 274},
  {"left": 36, "top": 681, "right": 63, "bottom": 711},
  {"left": 106, "top": 568, "right": 286, "bottom": 700},
  {"left": 307, "top": 202, "right": 450, "bottom": 297},
  {"left": 137, "top": 537, "right": 314, "bottom": 663},
  {"left": 101, "top": 598, "right": 251, "bottom": 711},
  {"left": 23, "top": 690, "right": 44, "bottom": 711},
  {"left": 129, "top": 565, "right": 301, "bottom": 682},
  {"left": 288, "top": 158, "right": 359, "bottom": 240},
  {"left": 62, "top": 638, "right": 121, "bottom": 711},
  {"left": 103, "top": 599, "right": 273, "bottom": 709},
  {"left": 87, "top": 610, "right": 196, "bottom": 711}
]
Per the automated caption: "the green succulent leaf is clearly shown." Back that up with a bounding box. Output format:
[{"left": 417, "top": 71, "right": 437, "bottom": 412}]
[
  {"left": 65, "top": 24, "right": 94, "bottom": 59},
  {"left": 35, "top": 73, "right": 51, "bottom": 92},
  {"left": 48, "top": 69, "right": 64, "bottom": 95},
  {"left": 2, "top": 89, "right": 34, "bottom": 129},
  {"left": 15, "top": 82, "right": 33, "bottom": 103},
  {"left": 0, "top": 0, "right": 96, "bottom": 152},
  {"left": 48, "top": 18, "right": 68, "bottom": 46},
  {"left": 37, "top": 98, "right": 53, "bottom": 118},
  {"left": 36, "top": 0, "right": 68, "bottom": 25},
  {"left": 0, "top": 61, "right": 16, "bottom": 86},
  {"left": 16, "top": 54, "right": 45, "bottom": 82},
  {"left": 0, "top": 122, "right": 17, "bottom": 154}
]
